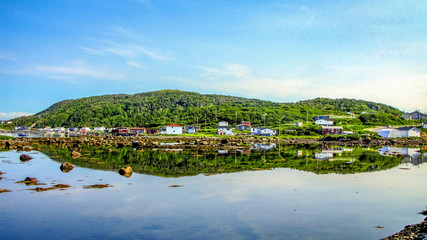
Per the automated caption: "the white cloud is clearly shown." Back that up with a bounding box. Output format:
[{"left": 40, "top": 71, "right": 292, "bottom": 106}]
[
  {"left": 33, "top": 63, "right": 123, "bottom": 80},
  {"left": 78, "top": 47, "right": 104, "bottom": 55},
  {"left": 126, "top": 61, "right": 144, "bottom": 69},
  {"left": 189, "top": 64, "right": 307, "bottom": 100},
  {"left": 0, "top": 112, "right": 34, "bottom": 120},
  {"left": 302, "top": 74, "right": 427, "bottom": 112}
]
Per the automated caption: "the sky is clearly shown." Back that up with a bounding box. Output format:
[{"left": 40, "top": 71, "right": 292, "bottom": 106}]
[{"left": 1, "top": 0, "right": 426, "bottom": 119}]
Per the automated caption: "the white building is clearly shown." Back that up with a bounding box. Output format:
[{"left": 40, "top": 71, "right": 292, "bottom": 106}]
[
  {"left": 315, "top": 119, "right": 334, "bottom": 126},
  {"left": 165, "top": 124, "right": 182, "bottom": 134},
  {"left": 423, "top": 121, "right": 427, "bottom": 129},
  {"left": 218, "top": 121, "right": 229, "bottom": 126},
  {"left": 217, "top": 126, "right": 234, "bottom": 135},
  {"left": 93, "top": 127, "right": 106, "bottom": 132},
  {"left": 378, "top": 127, "right": 421, "bottom": 138},
  {"left": 251, "top": 127, "right": 277, "bottom": 137},
  {"left": 54, "top": 127, "right": 66, "bottom": 132}
]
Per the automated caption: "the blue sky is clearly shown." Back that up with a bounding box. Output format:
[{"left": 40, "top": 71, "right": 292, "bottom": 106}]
[{"left": 1, "top": 0, "right": 426, "bottom": 119}]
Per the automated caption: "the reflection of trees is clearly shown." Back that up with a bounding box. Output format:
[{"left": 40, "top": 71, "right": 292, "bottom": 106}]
[{"left": 37, "top": 144, "right": 404, "bottom": 177}]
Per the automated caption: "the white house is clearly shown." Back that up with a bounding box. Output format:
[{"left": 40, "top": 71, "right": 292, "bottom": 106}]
[
  {"left": 315, "top": 119, "right": 334, "bottom": 126},
  {"left": 79, "top": 127, "right": 91, "bottom": 133},
  {"left": 54, "top": 127, "right": 66, "bottom": 132},
  {"left": 378, "top": 127, "right": 421, "bottom": 138},
  {"left": 165, "top": 124, "right": 182, "bottom": 134},
  {"left": 218, "top": 121, "right": 229, "bottom": 126},
  {"left": 423, "top": 121, "right": 427, "bottom": 129},
  {"left": 251, "top": 127, "right": 277, "bottom": 137},
  {"left": 217, "top": 126, "right": 234, "bottom": 135},
  {"left": 93, "top": 127, "right": 106, "bottom": 132}
]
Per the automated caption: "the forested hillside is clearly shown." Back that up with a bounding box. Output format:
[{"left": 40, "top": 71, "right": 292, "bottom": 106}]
[{"left": 11, "top": 90, "right": 407, "bottom": 128}]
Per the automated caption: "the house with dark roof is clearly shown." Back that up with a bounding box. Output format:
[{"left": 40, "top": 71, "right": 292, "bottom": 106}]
[{"left": 378, "top": 127, "right": 420, "bottom": 138}]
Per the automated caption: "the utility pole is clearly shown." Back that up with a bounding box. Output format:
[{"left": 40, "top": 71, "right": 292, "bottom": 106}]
[{"left": 235, "top": 111, "right": 237, "bottom": 126}]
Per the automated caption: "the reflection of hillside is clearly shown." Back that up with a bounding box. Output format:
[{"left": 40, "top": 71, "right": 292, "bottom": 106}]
[
  {"left": 36, "top": 144, "right": 404, "bottom": 177},
  {"left": 378, "top": 147, "right": 424, "bottom": 166}
]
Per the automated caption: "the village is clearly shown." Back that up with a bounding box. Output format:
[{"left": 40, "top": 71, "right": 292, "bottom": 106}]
[{"left": 7, "top": 111, "right": 427, "bottom": 139}]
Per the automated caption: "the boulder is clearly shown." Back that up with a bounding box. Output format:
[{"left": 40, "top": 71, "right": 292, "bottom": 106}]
[
  {"left": 71, "top": 151, "right": 81, "bottom": 158},
  {"left": 19, "top": 154, "right": 33, "bottom": 162},
  {"left": 118, "top": 166, "right": 133, "bottom": 178},
  {"left": 60, "top": 162, "right": 74, "bottom": 173}
]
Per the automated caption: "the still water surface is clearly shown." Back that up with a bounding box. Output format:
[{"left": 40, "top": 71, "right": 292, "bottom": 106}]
[{"left": 0, "top": 145, "right": 426, "bottom": 239}]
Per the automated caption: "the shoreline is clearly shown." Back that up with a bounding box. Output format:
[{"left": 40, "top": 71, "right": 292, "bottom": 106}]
[{"left": 1, "top": 135, "right": 426, "bottom": 150}]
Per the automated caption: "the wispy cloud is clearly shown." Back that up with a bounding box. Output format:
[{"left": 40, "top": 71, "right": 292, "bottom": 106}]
[
  {"left": 1, "top": 61, "right": 124, "bottom": 81},
  {"left": 126, "top": 61, "right": 144, "bottom": 69},
  {"left": 34, "top": 62, "right": 123, "bottom": 80},
  {"left": 0, "top": 112, "right": 34, "bottom": 120},
  {"left": 0, "top": 53, "right": 16, "bottom": 61},
  {"left": 186, "top": 64, "right": 307, "bottom": 99},
  {"left": 82, "top": 39, "right": 172, "bottom": 61}
]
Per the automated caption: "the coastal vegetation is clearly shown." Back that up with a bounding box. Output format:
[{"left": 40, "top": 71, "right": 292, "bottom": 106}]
[{"left": 7, "top": 90, "right": 409, "bottom": 131}]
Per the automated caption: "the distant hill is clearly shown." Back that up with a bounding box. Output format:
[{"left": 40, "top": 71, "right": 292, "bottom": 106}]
[{"left": 12, "top": 90, "right": 407, "bottom": 128}]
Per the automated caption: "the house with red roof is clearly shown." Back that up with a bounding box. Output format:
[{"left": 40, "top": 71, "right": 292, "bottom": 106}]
[{"left": 165, "top": 124, "right": 183, "bottom": 134}]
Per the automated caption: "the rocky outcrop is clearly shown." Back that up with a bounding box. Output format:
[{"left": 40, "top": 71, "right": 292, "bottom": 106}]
[
  {"left": 118, "top": 166, "right": 133, "bottom": 178},
  {"left": 19, "top": 154, "right": 33, "bottom": 162},
  {"left": 60, "top": 162, "right": 74, "bottom": 173}
]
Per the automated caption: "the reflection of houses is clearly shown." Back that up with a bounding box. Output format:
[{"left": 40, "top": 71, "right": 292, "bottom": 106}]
[
  {"left": 251, "top": 143, "right": 276, "bottom": 150},
  {"left": 236, "top": 121, "right": 251, "bottom": 131},
  {"left": 402, "top": 111, "right": 427, "bottom": 120},
  {"left": 378, "top": 127, "right": 421, "bottom": 138},
  {"left": 313, "top": 116, "right": 334, "bottom": 126},
  {"left": 378, "top": 146, "right": 424, "bottom": 165},
  {"left": 316, "top": 147, "right": 354, "bottom": 161},
  {"left": 185, "top": 125, "right": 200, "bottom": 134},
  {"left": 251, "top": 127, "right": 277, "bottom": 136},
  {"left": 321, "top": 126, "right": 343, "bottom": 135}
]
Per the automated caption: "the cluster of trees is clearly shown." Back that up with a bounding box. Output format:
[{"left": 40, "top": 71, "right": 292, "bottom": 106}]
[{"left": 11, "top": 90, "right": 408, "bottom": 129}]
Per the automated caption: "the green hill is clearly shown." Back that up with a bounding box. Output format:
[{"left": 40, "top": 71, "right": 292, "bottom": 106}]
[{"left": 11, "top": 90, "right": 407, "bottom": 128}]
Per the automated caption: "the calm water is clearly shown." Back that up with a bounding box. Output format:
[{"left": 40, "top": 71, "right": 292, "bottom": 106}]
[{"left": 0, "top": 145, "right": 426, "bottom": 239}]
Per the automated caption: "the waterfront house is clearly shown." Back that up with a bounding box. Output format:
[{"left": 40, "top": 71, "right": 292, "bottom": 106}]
[
  {"left": 37, "top": 127, "right": 47, "bottom": 131},
  {"left": 54, "top": 127, "right": 65, "bottom": 132},
  {"left": 218, "top": 121, "right": 229, "bottom": 127},
  {"left": 185, "top": 125, "right": 200, "bottom": 134},
  {"left": 313, "top": 116, "right": 334, "bottom": 126},
  {"left": 402, "top": 111, "right": 427, "bottom": 120},
  {"left": 251, "top": 127, "right": 277, "bottom": 137},
  {"left": 165, "top": 124, "right": 183, "bottom": 134},
  {"left": 146, "top": 129, "right": 158, "bottom": 135},
  {"left": 378, "top": 127, "right": 421, "bottom": 138},
  {"left": 93, "top": 127, "right": 106, "bottom": 132},
  {"left": 112, "top": 127, "right": 130, "bottom": 135},
  {"left": 130, "top": 127, "right": 146, "bottom": 135},
  {"left": 217, "top": 125, "right": 233, "bottom": 135},
  {"left": 236, "top": 121, "right": 251, "bottom": 131},
  {"left": 321, "top": 126, "right": 343, "bottom": 135},
  {"left": 423, "top": 121, "right": 427, "bottom": 129}
]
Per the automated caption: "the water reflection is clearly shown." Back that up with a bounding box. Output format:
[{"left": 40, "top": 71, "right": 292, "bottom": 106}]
[
  {"left": 33, "top": 144, "right": 411, "bottom": 177},
  {"left": 378, "top": 146, "right": 426, "bottom": 166}
]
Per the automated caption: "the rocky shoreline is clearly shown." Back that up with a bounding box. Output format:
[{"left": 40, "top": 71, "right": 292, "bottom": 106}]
[
  {"left": 382, "top": 217, "right": 427, "bottom": 240},
  {"left": 0, "top": 135, "right": 426, "bottom": 151}
]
